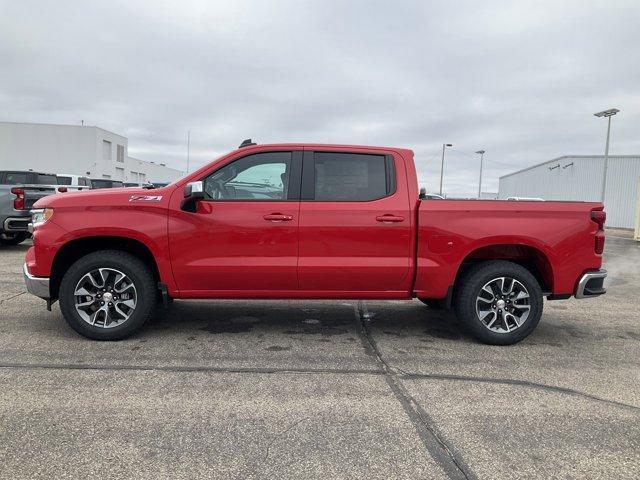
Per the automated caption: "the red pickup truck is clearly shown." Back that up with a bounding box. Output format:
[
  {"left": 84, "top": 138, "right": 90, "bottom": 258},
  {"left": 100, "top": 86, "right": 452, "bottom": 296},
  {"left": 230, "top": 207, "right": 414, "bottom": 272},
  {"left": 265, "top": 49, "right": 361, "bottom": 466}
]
[{"left": 24, "top": 142, "right": 607, "bottom": 344}]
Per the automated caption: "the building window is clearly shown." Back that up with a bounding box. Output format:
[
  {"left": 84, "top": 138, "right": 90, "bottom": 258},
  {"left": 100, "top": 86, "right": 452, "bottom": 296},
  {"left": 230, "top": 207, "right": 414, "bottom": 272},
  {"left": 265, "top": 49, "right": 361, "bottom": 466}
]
[
  {"left": 102, "top": 140, "right": 112, "bottom": 161},
  {"left": 117, "top": 144, "right": 125, "bottom": 163},
  {"left": 116, "top": 167, "right": 125, "bottom": 180}
]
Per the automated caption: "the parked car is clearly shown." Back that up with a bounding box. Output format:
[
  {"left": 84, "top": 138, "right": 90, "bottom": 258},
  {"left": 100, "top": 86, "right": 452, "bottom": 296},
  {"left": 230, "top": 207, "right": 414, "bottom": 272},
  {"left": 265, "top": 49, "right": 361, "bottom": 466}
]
[
  {"left": 507, "top": 196, "right": 545, "bottom": 201},
  {"left": 124, "top": 182, "right": 154, "bottom": 188},
  {"left": 24, "top": 142, "right": 607, "bottom": 344},
  {"left": 57, "top": 174, "right": 92, "bottom": 191},
  {"left": 0, "top": 170, "right": 58, "bottom": 245},
  {"left": 90, "top": 178, "right": 124, "bottom": 189}
]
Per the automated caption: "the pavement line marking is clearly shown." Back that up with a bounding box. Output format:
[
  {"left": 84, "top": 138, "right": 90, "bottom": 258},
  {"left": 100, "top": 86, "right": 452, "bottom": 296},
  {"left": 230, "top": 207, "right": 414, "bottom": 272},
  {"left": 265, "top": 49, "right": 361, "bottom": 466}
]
[
  {"left": 354, "top": 301, "right": 477, "bottom": 480},
  {"left": 0, "top": 362, "right": 383, "bottom": 376}
]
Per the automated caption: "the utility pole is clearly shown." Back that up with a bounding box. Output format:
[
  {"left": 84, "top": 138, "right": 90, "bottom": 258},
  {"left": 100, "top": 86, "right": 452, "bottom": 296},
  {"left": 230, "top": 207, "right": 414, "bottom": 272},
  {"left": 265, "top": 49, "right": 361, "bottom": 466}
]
[
  {"left": 476, "top": 150, "right": 486, "bottom": 198},
  {"left": 594, "top": 108, "right": 620, "bottom": 202},
  {"left": 439, "top": 143, "right": 452, "bottom": 196},
  {"left": 186, "top": 130, "right": 191, "bottom": 173}
]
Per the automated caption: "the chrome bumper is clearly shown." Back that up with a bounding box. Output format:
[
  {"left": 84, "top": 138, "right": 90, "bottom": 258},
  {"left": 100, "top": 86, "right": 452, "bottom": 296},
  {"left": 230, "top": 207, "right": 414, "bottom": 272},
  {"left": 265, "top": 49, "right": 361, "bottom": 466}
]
[
  {"left": 3, "top": 217, "right": 30, "bottom": 232},
  {"left": 575, "top": 269, "right": 607, "bottom": 299},
  {"left": 23, "top": 263, "right": 50, "bottom": 300}
]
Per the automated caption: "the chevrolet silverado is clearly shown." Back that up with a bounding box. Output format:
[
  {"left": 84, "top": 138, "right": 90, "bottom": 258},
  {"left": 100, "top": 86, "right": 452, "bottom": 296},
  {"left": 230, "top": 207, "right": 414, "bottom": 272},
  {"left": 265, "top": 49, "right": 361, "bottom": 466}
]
[{"left": 24, "top": 141, "right": 607, "bottom": 344}]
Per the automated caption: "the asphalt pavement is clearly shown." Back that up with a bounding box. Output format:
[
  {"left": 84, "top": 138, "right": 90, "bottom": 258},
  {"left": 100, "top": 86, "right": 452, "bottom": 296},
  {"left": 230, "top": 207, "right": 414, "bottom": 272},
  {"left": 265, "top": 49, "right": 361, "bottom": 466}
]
[{"left": 0, "top": 235, "right": 638, "bottom": 479}]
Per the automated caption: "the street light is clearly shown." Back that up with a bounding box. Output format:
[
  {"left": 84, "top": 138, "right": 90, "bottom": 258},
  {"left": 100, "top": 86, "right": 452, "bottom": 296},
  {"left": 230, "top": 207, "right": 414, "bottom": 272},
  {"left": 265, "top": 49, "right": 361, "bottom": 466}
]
[
  {"left": 594, "top": 108, "right": 619, "bottom": 202},
  {"left": 475, "top": 150, "right": 486, "bottom": 199},
  {"left": 439, "top": 143, "right": 453, "bottom": 195}
]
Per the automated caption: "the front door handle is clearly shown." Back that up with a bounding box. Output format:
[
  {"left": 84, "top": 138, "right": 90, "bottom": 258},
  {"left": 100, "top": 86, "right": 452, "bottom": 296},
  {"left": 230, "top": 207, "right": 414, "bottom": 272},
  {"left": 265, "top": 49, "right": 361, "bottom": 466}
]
[
  {"left": 264, "top": 213, "right": 293, "bottom": 222},
  {"left": 376, "top": 214, "right": 404, "bottom": 223}
]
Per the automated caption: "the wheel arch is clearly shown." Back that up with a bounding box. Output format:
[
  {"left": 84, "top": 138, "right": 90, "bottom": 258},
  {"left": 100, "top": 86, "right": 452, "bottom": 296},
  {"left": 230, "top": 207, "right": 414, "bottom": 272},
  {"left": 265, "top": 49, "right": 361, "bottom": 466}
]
[
  {"left": 50, "top": 236, "right": 162, "bottom": 301},
  {"left": 452, "top": 243, "right": 555, "bottom": 299}
]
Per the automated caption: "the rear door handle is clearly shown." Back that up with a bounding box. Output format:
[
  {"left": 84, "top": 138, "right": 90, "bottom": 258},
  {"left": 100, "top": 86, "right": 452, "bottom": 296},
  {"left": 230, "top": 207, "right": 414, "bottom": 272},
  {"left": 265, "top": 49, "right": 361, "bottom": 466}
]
[
  {"left": 264, "top": 213, "right": 293, "bottom": 222},
  {"left": 376, "top": 215, "right": 404, "bottom": 223}
]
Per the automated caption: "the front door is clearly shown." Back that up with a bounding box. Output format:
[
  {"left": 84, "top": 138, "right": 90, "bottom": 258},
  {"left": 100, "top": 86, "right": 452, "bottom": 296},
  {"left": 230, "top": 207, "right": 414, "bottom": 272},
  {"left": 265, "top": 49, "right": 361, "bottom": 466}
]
[
  {"left": 297, "top": 149, "right": 413, "bottom": 295},
  {"left": 168, "top": 150, "right": 302, "bottom": 295}
]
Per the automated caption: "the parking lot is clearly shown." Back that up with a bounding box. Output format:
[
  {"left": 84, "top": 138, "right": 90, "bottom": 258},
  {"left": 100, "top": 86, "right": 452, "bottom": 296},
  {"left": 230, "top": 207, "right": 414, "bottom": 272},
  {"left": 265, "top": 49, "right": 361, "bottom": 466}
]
[{"left": 0, "top": 234, "right": 638, "bottom": 479}]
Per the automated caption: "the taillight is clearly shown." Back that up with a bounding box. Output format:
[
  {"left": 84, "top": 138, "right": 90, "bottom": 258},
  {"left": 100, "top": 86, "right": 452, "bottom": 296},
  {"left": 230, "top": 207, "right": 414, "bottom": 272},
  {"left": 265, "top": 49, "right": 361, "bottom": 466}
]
[
  {"left": 591, "top": 210, "right": 606, "bottom": 230},
  {"left": 591, "top": 209, "right": 606, "bottom": 254},
  {"left": 11, "top": 187, "right": 25, "bottom": 210},
  {"left": 57, "top": 186, "right": 68, "bottom": 193}
]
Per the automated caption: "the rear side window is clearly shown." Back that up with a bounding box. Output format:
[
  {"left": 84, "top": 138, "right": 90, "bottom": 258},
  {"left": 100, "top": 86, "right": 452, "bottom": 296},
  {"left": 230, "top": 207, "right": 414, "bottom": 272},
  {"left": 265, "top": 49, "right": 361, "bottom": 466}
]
[
  {"left": 313, "top": 153, "right": 390, "bottom": 201},
  {"left": 58, "top": 176, "right": 72, "bottom": 185},
  {"left": 91, "top": 179, "right": 111, "bottom": 188},
  {"left": 37, "top": 174, "right": 57, "bottom": 184},
  {"left": 3, "top": 172, "right": 29, "bottom": 184}
]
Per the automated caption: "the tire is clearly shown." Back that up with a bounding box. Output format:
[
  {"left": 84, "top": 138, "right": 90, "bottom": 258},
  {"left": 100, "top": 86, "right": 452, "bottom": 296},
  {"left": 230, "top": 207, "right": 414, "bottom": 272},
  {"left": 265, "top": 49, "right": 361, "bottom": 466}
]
[
  {"left": 59, "top": 250, "right": 156, "bottom": 340},
  {"left": 419, "top": 298, "right": 446, "bottom": 309},
  {"left": 0, "top": 232, "right": 28, "bottom": 246},
  {"left": 454, "top": 260, "right": 543, "bottom": 345}
]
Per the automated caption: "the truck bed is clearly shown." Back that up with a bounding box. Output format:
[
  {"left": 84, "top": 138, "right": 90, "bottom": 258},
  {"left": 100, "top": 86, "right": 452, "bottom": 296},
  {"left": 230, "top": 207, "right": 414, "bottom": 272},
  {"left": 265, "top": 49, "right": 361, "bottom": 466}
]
[{"left": 414, "top": 199, "right": 604, "bottom": 299}]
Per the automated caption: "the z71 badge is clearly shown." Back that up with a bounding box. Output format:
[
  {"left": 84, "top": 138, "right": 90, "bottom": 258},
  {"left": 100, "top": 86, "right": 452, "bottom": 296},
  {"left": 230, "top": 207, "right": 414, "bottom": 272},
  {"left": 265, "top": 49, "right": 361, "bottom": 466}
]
[{"left": 129, "top": 195, "right": 163, "bottom": 202}]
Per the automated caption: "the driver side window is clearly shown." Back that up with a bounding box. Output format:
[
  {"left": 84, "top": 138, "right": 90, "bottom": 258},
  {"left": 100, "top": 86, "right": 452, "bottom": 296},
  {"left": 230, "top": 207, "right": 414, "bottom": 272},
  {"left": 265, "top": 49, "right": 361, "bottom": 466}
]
[{"left": 203, "top": 152, "right": 292, "bottom": 200}]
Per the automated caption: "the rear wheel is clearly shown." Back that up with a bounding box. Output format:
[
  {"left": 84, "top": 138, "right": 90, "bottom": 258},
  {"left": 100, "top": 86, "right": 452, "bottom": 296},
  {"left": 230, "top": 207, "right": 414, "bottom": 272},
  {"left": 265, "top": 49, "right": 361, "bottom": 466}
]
[
  {"left": 454, "top": 261, "right": 543, "bottom": 345},
  {"left": 0, "top": 232, "right": 28, "bottom": 246},
  {"left": 59, "top": 250, "right": 156, "bottom": 340}
]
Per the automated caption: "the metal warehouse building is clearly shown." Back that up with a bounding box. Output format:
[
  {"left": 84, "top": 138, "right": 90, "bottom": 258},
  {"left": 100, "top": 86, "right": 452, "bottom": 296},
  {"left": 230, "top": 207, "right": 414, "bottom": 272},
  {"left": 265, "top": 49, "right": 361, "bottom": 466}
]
[
  {"left": 498, "top": 155, "right": 640, "bottom": 228},
  {"left": 0, "top": 121, "right": 184, "bottom": 184}
]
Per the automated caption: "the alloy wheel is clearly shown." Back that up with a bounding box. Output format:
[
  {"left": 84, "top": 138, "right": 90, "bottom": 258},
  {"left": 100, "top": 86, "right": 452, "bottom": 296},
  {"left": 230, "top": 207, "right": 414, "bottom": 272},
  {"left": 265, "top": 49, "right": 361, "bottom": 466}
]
[
  {"left": 74, "top": 268, "right": 137, "bottom": 328},
  {"left": 475, "top": 276, "right": 531, "bottom": 333}
]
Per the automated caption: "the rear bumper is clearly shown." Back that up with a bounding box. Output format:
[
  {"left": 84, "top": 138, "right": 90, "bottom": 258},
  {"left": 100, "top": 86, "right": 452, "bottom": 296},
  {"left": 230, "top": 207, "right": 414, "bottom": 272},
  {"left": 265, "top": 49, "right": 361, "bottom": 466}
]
[
  {"left": 3, "top": 216, "right": 30, "bottom": 232},
  {"left": 23, "top": 263, "right": 50, "bottom": 300},
  {"left": 575, "top": 269, "right": 607, "bottom": 299}
]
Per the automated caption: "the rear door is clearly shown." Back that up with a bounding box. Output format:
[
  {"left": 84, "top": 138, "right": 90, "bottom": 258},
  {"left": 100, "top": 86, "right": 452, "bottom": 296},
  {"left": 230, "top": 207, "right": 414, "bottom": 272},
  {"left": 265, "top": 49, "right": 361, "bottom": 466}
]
[{"left": 297, "top": 149, "right": 412, "bottom": 295}]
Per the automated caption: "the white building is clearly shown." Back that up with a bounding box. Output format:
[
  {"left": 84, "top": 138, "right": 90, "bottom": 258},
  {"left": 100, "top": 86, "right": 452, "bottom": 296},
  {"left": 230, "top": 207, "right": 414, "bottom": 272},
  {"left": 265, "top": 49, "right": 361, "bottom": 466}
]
[
  {"left": 0, "top": 121, "right": 184, "bottom": 184},
  {"left": 498, "top": 155, "right": 640, "bottom": 228}
]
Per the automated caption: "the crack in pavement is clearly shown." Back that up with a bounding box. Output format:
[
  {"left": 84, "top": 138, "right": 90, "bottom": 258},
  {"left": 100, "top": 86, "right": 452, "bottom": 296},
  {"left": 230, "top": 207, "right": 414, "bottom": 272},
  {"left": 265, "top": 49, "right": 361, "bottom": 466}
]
[
  {"left": 354, "top": 301, "right": 477, "bottom": 480},
  {"left": 0, "top": 361, "right": 637, "bottom": 413},
  {"left": 0, "top": 291, "right": 26, "bottom": 306},
  {"left": 1, "top": 357, "right": 638, "bottom": 413}
]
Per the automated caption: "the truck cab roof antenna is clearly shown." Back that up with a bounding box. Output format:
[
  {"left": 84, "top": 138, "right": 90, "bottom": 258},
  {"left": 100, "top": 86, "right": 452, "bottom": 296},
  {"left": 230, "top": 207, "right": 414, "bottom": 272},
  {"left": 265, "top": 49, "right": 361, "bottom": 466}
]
[{"left": 239, "top": 139, "right": 257, "bottom": 148}]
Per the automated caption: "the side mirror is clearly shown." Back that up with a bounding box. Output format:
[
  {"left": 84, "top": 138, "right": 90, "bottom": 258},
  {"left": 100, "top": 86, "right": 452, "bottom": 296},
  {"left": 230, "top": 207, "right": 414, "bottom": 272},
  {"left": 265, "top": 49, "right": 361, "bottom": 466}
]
[
  {"left": 182, "top": 181, "right": 206, "bottom": 213},
  {"left": 183, "top": 181, "right": 205, "bottom": 200}
]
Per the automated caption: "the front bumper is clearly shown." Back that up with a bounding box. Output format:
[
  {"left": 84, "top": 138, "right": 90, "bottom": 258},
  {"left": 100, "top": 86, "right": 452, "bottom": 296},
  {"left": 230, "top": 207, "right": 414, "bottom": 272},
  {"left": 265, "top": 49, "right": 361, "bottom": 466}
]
[
  {"left": 3, "top": 216, "right": 30, "bottom": 232},
  {"left": 23, "top": 263, "right": 50, "bottom": 300},
  {"left": 575, "top": 269, "right": 607, "bottom": 299}
]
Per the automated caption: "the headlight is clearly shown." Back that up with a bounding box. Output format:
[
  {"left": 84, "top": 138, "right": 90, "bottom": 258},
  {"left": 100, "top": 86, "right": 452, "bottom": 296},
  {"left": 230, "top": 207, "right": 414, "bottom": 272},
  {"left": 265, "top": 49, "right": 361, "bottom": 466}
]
[{"left": 30, "top": 208, "right": 54, "bottom": 228}]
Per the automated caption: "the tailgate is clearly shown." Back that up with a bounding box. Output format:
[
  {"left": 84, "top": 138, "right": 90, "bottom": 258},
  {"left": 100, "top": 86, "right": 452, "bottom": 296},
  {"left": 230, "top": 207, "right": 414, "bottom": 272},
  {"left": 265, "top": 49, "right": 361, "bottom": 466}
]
[{"left": 22, "top": 184, "right": 58, "bottom": 209}]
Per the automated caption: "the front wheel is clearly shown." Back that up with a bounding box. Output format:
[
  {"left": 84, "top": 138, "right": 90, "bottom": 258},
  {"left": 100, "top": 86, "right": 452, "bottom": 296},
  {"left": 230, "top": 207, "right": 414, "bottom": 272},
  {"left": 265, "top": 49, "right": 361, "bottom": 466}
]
[
  {"left": 454, "top": 261, "right": 543, "bottom": 345},
  {"left": 59, "top": 250, "right": 156, "bottom": 340}
]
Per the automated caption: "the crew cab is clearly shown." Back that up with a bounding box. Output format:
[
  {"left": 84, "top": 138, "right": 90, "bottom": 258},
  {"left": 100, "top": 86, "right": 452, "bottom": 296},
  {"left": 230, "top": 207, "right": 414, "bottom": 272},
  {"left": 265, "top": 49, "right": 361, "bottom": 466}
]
[{"left": 23, "top": 142, "right": 607, "bottom": 344}]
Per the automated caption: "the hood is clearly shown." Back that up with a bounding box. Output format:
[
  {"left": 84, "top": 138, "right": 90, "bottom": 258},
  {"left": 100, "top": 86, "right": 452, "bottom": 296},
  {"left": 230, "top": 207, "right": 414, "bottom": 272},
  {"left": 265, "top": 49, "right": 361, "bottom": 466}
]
[{"left": 33, "top": 186, "right": 173, "bottom": 209}]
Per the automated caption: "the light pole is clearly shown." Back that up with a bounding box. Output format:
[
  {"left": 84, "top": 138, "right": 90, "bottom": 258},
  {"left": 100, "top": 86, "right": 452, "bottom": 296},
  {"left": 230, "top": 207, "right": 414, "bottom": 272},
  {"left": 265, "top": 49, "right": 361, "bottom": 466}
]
[
  {"left": 186, "top": 130, "right": 191, "bottom": 173},
  {"left": 439, "top": 143, "right": 452, "bottom": 196},
  {"left": 475, "top": 150, "right": 485, "bottom": 198},
  {"left": 594, "top": 108, "right": 619, "bottom": 202}
]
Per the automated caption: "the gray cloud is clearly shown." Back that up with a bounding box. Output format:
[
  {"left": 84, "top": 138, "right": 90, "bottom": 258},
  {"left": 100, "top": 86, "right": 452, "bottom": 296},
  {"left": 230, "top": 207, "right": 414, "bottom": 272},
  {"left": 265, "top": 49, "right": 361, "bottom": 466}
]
[{"left": 1, "top": 0, "right": 639, "bottom": 195}]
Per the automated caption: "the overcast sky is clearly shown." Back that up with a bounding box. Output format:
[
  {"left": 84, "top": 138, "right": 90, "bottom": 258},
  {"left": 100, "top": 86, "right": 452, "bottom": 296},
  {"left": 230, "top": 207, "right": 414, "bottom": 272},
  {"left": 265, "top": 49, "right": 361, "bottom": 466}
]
[{"left": 2, "top": 0, "right": 639, "bottom": 195}]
